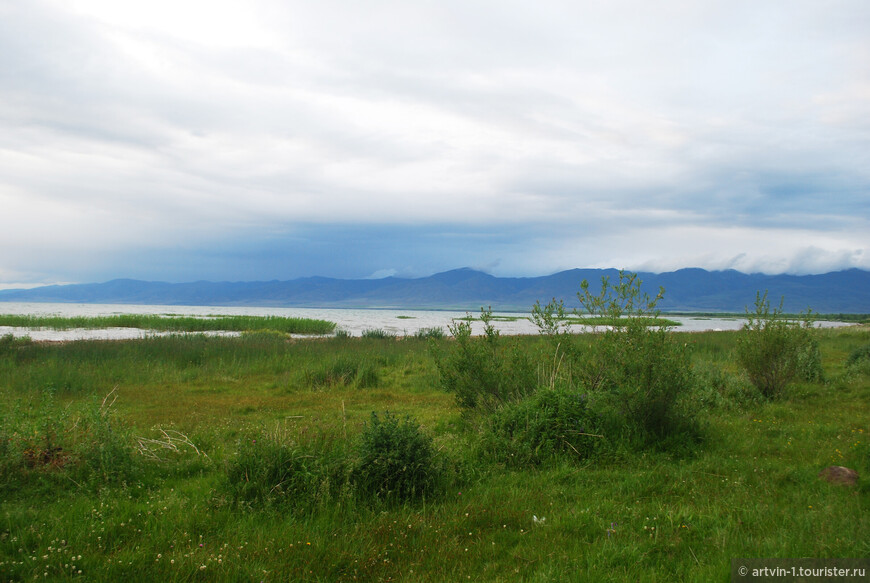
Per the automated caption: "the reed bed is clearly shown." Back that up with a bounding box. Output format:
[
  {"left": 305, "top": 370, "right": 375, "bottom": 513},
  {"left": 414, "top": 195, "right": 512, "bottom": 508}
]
[{"left": 0, "top": 313, "right": 336, "bottom": 334}]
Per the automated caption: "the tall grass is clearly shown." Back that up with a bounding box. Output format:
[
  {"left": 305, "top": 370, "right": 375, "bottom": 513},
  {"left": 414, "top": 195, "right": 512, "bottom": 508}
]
[{"left": 0, "top": 314, "right": 336, "bottom": 334}]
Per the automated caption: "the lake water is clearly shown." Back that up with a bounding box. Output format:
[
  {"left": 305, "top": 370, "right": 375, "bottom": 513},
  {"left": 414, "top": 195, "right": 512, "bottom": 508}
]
[{"left": 0, "top": 302, "right": 851, "bottom": 341}]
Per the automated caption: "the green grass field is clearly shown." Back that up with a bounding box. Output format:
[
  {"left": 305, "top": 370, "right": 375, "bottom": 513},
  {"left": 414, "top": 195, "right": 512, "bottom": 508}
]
[{"left": 0, "top": 326, "right": 867, "bottom": 582}]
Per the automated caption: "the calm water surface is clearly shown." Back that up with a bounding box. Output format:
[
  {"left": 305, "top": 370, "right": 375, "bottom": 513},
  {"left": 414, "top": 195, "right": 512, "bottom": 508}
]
[{"left": 0, "top": 302, "right": 850, "bottom": 341}]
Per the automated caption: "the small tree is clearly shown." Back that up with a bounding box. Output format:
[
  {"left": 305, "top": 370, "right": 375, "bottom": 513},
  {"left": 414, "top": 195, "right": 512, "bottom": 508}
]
[
  {"left": 534, "top": 271, "right": 697, "bottom": 445},
  {"left": 736, "top": 291, "right": 820, "bottom": 399},
  {"left": 434, "top": 307, "right": 535, "bottom": 411}
]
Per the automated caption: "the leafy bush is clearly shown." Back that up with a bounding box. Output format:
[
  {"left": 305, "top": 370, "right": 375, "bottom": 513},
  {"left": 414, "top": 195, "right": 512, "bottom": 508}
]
[
  {"left": 352, "top": 411, "right": 443, "bottom": 502},
  {"left": 479, "top": 388, "right": 603, "bottom": 466},
  {"left": 434, "top": 308, "right": 536, "bottom": 411},
  {"left": 736, "top": 292, "right": 821, "bottom": 399},
  {"left": 536, "top": 271, "right": 700, "bottom": 446}
]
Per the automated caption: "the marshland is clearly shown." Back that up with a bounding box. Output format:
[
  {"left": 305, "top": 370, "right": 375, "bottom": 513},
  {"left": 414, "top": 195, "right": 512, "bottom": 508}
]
[{"left": 0, "top": 279, "right": 867, "bottom": 582}]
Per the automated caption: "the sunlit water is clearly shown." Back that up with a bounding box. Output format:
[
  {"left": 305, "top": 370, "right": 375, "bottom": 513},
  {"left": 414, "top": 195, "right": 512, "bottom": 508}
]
[{"left": 0, "top": 302, "right": 852, "bottom": 341}]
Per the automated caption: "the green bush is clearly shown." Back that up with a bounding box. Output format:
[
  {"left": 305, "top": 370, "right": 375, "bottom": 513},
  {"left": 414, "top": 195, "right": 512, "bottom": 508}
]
[
  {"left": 479, "top": 388, "right": 603, "bottom": 466},
  {"left": 536, "top": 271, "right": 700, "bottom": 446},
  {"left": 736, "top": 292, "right": 821, "bottom": 399},
  {"left": 434, "top": 308, "right": 536, "bottom": 411},
  {"left": 352, "top": 411, "right": 443, "bottom": 502}
]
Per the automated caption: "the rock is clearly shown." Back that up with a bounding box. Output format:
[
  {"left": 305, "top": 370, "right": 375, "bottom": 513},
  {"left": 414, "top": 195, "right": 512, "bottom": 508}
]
[{"left": 818, "top": 466, "right": 859, "bottom": 486}]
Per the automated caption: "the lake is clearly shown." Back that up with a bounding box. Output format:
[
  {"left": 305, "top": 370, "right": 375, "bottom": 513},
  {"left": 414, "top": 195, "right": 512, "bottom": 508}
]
[{"left": 0, "top": 302, "right": 850, "bottom": 341}]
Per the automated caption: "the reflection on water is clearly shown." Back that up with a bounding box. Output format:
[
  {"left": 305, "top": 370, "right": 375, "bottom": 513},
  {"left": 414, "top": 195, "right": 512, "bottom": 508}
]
[{"left": 0, "top": 302, "right": 851, "bottom": 341}]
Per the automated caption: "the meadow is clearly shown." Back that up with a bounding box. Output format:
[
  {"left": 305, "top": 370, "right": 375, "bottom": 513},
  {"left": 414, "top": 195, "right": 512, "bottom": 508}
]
[{"left": 0, "top": 321, "right": 868, "bottom": 581}]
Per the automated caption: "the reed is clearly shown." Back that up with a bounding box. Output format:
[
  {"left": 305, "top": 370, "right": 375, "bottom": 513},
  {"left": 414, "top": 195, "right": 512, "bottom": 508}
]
[{"left": 0, "top": 313, "right": 336, "bottom": 334}]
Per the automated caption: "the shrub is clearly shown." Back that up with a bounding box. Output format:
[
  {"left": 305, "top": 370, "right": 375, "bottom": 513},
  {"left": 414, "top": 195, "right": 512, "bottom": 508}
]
[
  {"left": 479, "top": 388, "right": 603, "bottom": 466},
  {"left": 552, "top": 271, "right": 700, "bottom": 446},
  {"left": 736, "top": 292, "right": 821, "bottom": 399},
  {"left": 352, "top": 411, "right": 443, "bottom": 502},
  {"left": 434, "top": 308, "right": 536, "bottom": 411}
]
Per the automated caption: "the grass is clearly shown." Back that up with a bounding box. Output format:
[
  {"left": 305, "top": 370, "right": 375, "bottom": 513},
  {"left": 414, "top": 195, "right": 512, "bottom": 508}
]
[
  {"left": 0, "top": 314, "right": 336, "bottom": 335},
  {"left": 0, "top": 326, "right": 867, "bottom": 581},
  {"left": 557, "top": 316, "right": 682, "bottom": 327}
]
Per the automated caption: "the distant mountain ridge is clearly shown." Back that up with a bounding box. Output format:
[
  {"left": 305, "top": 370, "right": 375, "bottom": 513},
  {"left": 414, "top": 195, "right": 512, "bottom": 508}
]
[{"left": 1, "top": 267, "right": 868, "bottom": 313}]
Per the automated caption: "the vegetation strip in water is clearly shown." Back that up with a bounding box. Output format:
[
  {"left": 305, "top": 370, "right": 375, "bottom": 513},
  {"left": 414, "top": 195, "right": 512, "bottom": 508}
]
[
  {"left": 556, "top": 316, "right": 682, "bottom": 327},
  {"left": 666, "top": 311, "right": 870, "bottom": 323},
  {"left": 0, "top": 314, "right": 336, "bottom": 335}
]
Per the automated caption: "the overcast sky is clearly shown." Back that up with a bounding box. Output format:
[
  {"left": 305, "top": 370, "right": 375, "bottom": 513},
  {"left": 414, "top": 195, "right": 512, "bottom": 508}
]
[{"left": 1, "top": 0, "right": 868, "bottom": 286}]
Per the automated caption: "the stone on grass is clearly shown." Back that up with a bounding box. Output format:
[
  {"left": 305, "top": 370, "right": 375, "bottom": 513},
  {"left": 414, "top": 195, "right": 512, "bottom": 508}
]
[{"left": 818, "top": 466, "right": 859, "bottom": 486}]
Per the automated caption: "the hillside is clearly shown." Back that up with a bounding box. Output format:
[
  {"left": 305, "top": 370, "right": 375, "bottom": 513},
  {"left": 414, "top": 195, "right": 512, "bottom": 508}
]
[{"left": 1, "top": 268, "right": 868, "bottom": 313}]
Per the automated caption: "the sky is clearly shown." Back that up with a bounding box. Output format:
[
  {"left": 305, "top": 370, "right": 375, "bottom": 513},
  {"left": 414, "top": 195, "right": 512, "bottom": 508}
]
[{"left": 1, "top": 0, "right": 868, "bottom": 287}]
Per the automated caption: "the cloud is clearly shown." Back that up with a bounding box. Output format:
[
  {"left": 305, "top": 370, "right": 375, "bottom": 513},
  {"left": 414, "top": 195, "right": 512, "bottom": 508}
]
[{"left": 0, "top": 0, "right": 868, "bottom": 283}]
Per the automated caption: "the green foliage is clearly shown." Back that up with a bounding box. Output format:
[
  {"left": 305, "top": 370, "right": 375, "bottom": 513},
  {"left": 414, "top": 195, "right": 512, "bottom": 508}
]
[
  {"left": 223, "top": 429, "right": 347, "bottom": 509},
  {"left": 352, "top": 411, "right": 443, "bottom": 502},
  {"left": 478, "top": 388, "right": 602, "bottom": 466},
  {"left": 413, "top": 327, "right": 444, "bottom": 340},
  {"left": 361, "top": 328, "right": 396, "bottom": 339},
  {"left": 689, "top": 361, "right": 760, "bottom": 411},
  {"left": 845, "top": 343, "right": 870, "bottom": 376},
  {"left": 0, "top": 333, "right": 32, "bottom": 353},
  {"left": 736, "top": 292, "right": 822, "bottom": 399},
  {"left": 846, "top": 343, "right": 870, "bottom": 367},
  {"left": 0, "top": 328, "right": 867, "bottom": 580},
  {"left": 0, "top": 314, "right": 336, "bottom": 335},
  {"left": 434, "top": 308, "right": 536, "bottom": 411},
  {"left": 535, "top": 271, "right": 700, "bottom": 446},
  {"left": 0, "top": 390, "right": 138, "bottom": 492},
  {"left": 303, "top": 356, "right": 380, "bottom": 389}
]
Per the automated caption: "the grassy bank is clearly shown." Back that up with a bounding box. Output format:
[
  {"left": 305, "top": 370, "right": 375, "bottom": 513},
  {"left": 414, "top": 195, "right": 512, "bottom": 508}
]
[
  {"left": 0, "top": 314, "right": 336, "bottom": 335},
  {"left": 0, "top": 327, "right": 868, "bottom": 581}
]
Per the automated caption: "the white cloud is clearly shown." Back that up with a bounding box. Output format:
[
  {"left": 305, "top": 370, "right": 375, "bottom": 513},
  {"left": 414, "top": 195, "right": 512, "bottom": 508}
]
[{"left": 0, "top": 0, "right": 868, "bottom": 282}]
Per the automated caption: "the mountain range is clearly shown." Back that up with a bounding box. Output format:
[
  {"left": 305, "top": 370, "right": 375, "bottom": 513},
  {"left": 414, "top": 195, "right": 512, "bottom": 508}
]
[{"left": 1, "top": 268, "right": 868, "bottom": 313}]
